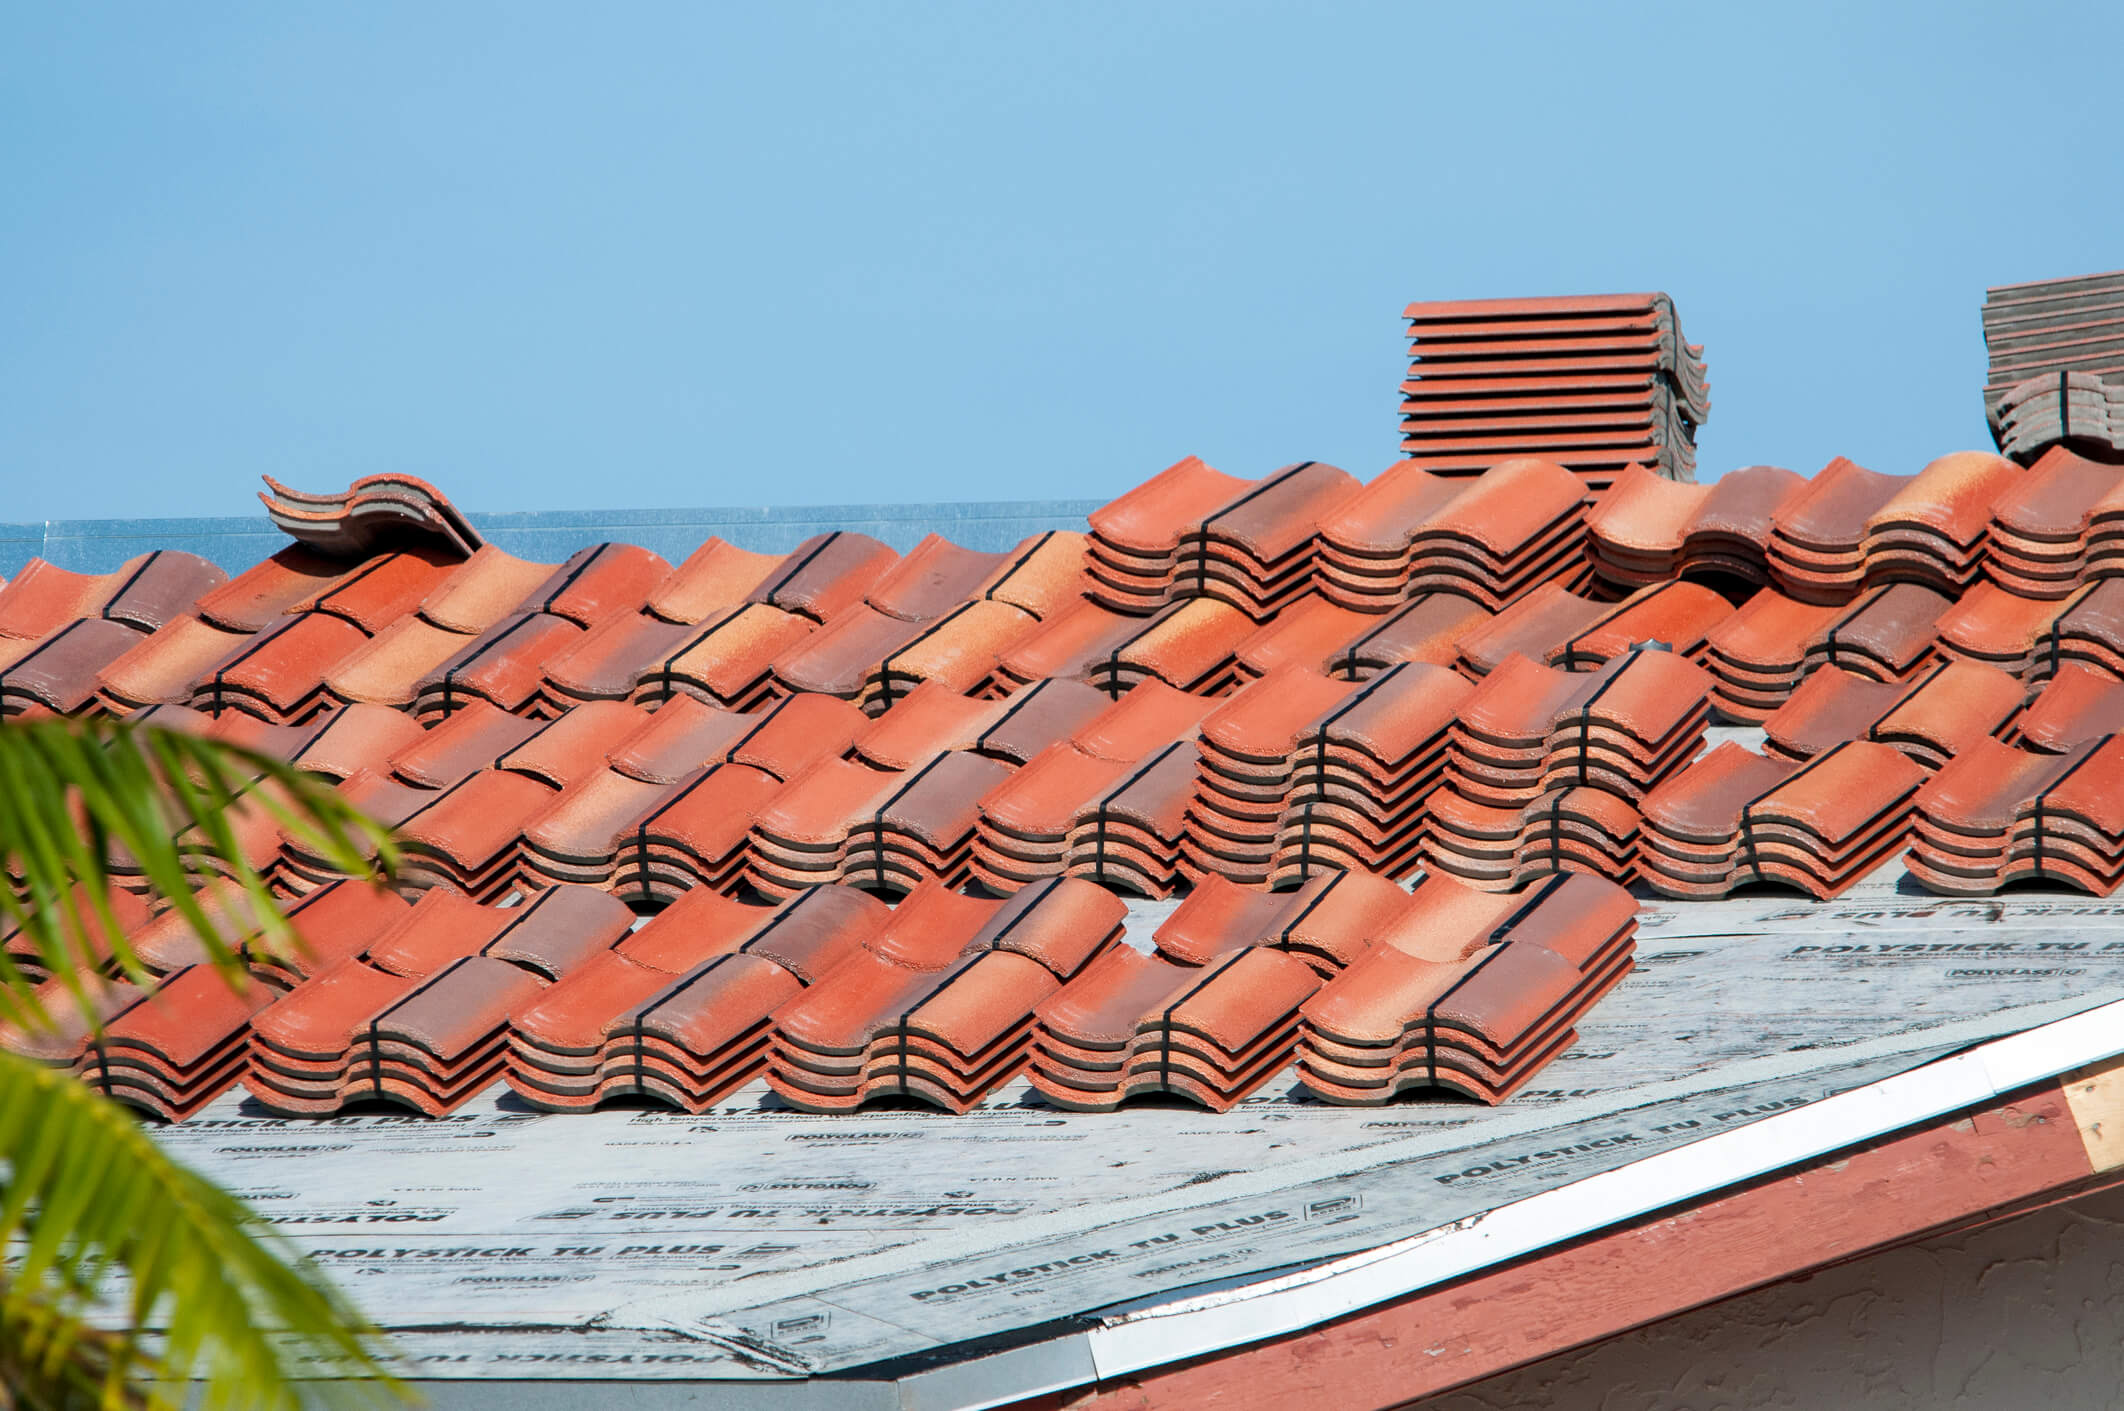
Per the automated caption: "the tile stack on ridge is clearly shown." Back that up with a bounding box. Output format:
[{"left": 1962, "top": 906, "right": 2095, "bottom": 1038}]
[
  {"left": 1026, "top": 867, "right": 1422, "bottom": 1112},
  {"left": 1315, "top": 457, "right": 1591, "bottom": 613},
  {"left": 766, "top": 879, "right": 1127, "bottom": 1113},
  {"left": 1984, "top": 271, "right": 2124, "bottom": 464},
  {"left": 1083, "top": 459, "right": 1360, "bottom": 621},
  {"left": 259, "top": 474, "right": 484, "bottom": 558},
  {"left": 1297, "top": 871, "right": 1638, "bottom": 1105},
  {"left": 0, "top": 966, "right": 273, "bottom": 1121},
  {"left": 242, "top": 886, "right": 634, "bottom": 1115},
  {"left": 1907, "top": 735, "right": 2124, "bottom": 896},
  {"left": 1422, "top": 650, "right": 1709, "bottom": 889},
  {"left": 1638, "top": 739, "right": 1927, "bottom": 900},
  {"left": 508, "top": 885, "right": 890, "bottom": 1112},
  {"left": 1398, "top": 292, "right": 1710, "bottom": 489},
  {"left": 1985, "top": 448, "right": 2124, "bottom": 598},
  {"left": 1584, "top": 463, "right": 1805, "bottom": 592}
]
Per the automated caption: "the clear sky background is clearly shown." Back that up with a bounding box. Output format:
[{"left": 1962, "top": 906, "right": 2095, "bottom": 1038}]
[{"left": 3, "top": 2, "right": 2119, "bottom": 521}]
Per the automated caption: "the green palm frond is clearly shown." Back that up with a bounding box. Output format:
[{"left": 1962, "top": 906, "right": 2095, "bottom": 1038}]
[
  {"left": 0, "top": 715, "right": 410, "bottom": 1409},
  {"left": 0, "top": 716, "right": 399, "bottom": 1024},
  {"left": 0, "top": 1050, "right": 402, "bottom": 1410}
]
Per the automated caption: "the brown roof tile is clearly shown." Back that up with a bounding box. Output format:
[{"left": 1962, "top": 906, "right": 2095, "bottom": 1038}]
[
  {"left": 645, "top": 538, "right": 787, "bottom": 625},
  {"left": 417, "top": 545, "right": 562, "bottom": 634},
  {"left": 745, "top": 532, "right": 900, "bottom": 623},
  {"left": 194, "top": 546, "right": 351, "bottom": 634}
]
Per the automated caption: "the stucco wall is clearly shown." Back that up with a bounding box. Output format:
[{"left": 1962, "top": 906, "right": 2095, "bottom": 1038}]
[{"left": 1411, "top": 1184, "right": 2124, "bottom": 1411}]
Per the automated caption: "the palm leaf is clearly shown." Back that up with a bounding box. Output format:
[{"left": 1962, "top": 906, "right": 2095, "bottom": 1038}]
[
  {"left": 0, "top": 1050, "right": 402, "bottom": 1409},
  {"left": 0, "top": 715, "right": 410, "bottom": 1408},
  {"left": 0, "top": 717, "right": 398, "bottom": 1007}
]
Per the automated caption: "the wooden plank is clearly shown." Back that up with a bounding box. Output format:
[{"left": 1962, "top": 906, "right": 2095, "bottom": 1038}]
[
  {"left": 2060, "top": 1056, "right": 2124, "bottom": 1172},
  {"left": 1046, "top": 1083, "right": 2096, "bottom": 1411}
]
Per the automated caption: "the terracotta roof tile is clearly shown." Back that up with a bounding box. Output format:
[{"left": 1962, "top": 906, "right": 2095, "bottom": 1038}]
[
  {"left": 867, "top": 599, "right": 1040, "bottom": 708},
  {"left": 414, "top": 611, "right": 585, "bottom": 719},
  {"left": 1316, "top": 459, "right": 1467, "bottom": 561},
  {"left": 2014, "top": 663, "right": 2124, "bottom": 751},
  {"left": 992, "top": 598, "right": 1147, "bottom": 689},
  {"left": 287, "top": 702, "right": 426, "bottom": 782},
  {"left": 1583, "top": 463, "right": 1712, "bottom": 588},
  {"left": 521, "top": 767, "right": 682, "bottom": 888},
  {"left": 323, "top": 614, "right": 475, "bottom": 707},
  {"left": 193, "top": 546, "right": 351, "bottom": 634},
  {"left": 727, "top": 692, "right": 870, "bottom": 780},
  {"left": 865, "top": 534, "right": 1012, "bottom": 622},
  {"left": 619, "top": 761, "right": 784, "bottom": 903},
  {"left": 1330, "top": 592, "right": 1491, "bottom": 680},
  {"left": 1868, "top": 659, "right": 2027, "bottom": 767},
  {"left": 644, "top": 538, "right": 787, "bottom": 625},
  {"left": 843, "top": 749, "right": 1015, "bottom": 893},
  {"left": 617, "top": 886, "right": 776, "bottom": 971},
  {"left": 495, "top": 700, "right": 653, "bottom": 790},
  {"left": 749, "top": 756, "right": 908, "bottom": 897},
  {"left": 2, "top": 618, "right": 149, "bottom": 715},
  {"left": 1552, "top": 580, "right": 1734, "bottom": 668},
  {"left": 745, "top": 531, "right": 900, "bottom": 623},
  {"left": 0, "top": 560, "right": 125, "bottom": 640},
  {"left": 386, "top": 697, "right": 541, "bottom": 789},
  {"left": 972, "top": 742, "right": 1134, "bottom": 892},
  {"left": 195, "top": 611, "right": 371, "bottom": 723},
  {"left": 1805, "top": 581, "right": 1955, "bottom": 681},
  {"left": 396, "top": 769, "right": 560, "bottom": 900},
  {"left": 365, "top": 887, "right": 516, "bottom": 977},
  {"left": 258, "top": 473, "right": 480, "bottom": 558},
  {"left": 1087, "top": 456, "right": 1253, "bottom": 559},
  {"left": 849, "top": 680, "right": 1005, "bottom": 769},
  {"left": 1032, "top": 945, "right": 1322, "bottom": 1111},
  {"left": 97, "top": 616, "right": 252, "bottom": 709},
  {"left": 1, "top": 972, "right": 145, "bottom": 1064},
  {"left": 1230, "top": 594, "right": 1376, "bottom": 680},
  {"left": 767, "top": 604, "right": 926, "bottom": 700},
  {"left": 417, "top": 545, "right": 562, "bottom": 634},
  {"left": 633, "top": 602, "right": 814, "bottom": 710},
  {"left": 1762, "top": 667, "right": 1908, "bottom": 762},
  {"left": 1935, "top": 581, "right": 2073, "bottom": 674},
  {"left": 541, "top": 610, "right": 697, "bottom": 705},
  {"left": 606, "top": 693, "right": 753, "bottom": 784},
  {"left": 1681, "top": 464, "right": 1806, "bottom": 581},
  {"left": 970, "top": 531, "right": 1092, "bottom": 619},
  {"left": 294, "top": 548, "right": 461, "bottom": 634},
  {"left": 1456, "top": 583, "right": 1607, "bottom": 676},
  {"left": 1082, "top": 597, "right": 1255, "bottom": 696},
  {"left": 523, "top": 543, "right": 673, "bottom": 627}
]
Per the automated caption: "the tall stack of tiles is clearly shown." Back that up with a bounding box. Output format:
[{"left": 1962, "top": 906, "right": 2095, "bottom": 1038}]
[
  {"left": 1984, "top": 271, "right": 2124, "bottom": 465},
  {"left": 1398, "top": 292, "right": 1711, "bottom": 490}
]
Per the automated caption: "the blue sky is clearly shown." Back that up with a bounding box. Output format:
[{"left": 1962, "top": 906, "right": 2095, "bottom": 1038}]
[{"left": 3, "top": 2, "right": 2118, "bottom": 521}]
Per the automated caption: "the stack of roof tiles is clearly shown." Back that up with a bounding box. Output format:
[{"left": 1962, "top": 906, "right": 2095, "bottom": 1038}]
[
  {"left": 1907, "top": 735, "right": 2124, "bottom": 896},
  {"left": 1028, "top": 867, "right": 1400, "bottom": 1112},
  {"left": 1315, "top": 457, "right": 1591, "bottom": 611},
  {"left": 1984, "top": 271, "right": 2124, "bottom": 464},
  {"left": 765, "top": 879, "right": 1127, "bottom": 1113},
  {"left": 1398, "top": 292, "right": 1710, "bottom": 488},
  {"left": 508, "top": 885, "right": 889, "bottom": 1112},
  {"left": 1297, "top": 871, "right": 1638, "bottom": 1105},
  {"left": 242, "top": 886, "right": 634, "bottom": 1115},
  {"left": 1421, "top": 650, "right": 1709, "bottom": 889},
  {"left": 1083, "top": 459, "right": 1360, "bottom": 620},
  {"left": 0, "top": 966, "right": 272, "bottom": 1121},
  {"left": 1638, "top": 740, "right": 1927, "bottom": 900},
  {"left": 77, "top": 385, "right": 2124, "bottom": 1119}
]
